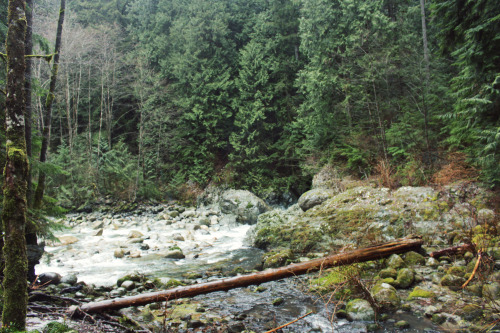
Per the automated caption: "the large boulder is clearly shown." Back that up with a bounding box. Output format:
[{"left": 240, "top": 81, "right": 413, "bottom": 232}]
[
  {"left": 298, "top": 188, "right": 336, "bottom": 211},
  {"left": 219, "top": 189, "right": 269, "bottom": 224}
]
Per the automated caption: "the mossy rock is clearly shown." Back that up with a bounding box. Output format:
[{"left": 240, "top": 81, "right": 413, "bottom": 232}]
[
  {"left": 379, "top": 267, "right": 397, "bottom": 279},
  {"left": 446, "top": 266, "right": 466, "bottom": 277},
  {"left": 460, "top": 304, "right": 483, "bottom": 321},
  {"left": 404, "top": 251, "right": 426, "bottom": 266},
  {"left": 370, "top": 282, "right": 400, "bottom": 310},
  {"left": 164, "top": 279, "right": 185, "bottom": 289},
  {"left": 395, "top": 268, "right": 415, "bottom": 289},
  {"left": 407, "top": 286, "right": 436, "bottom": 300},
  {"left": 263, "top": 249, "right": 293, "bottom": 268},
  {"left": 43, "top": 321, "right": 74, "bottom": 333},
  {"left": 440, "top": 274, "right": 466, "bottom": 291},
  {"left": 346, "top": 299, "right": 375, "bottom": 321},
  {"left": 117, "top": 274, "right": 143, "bottom": 287},
  {"left": 482, "top": 282, "right": 500, "bottom": 300},
  {"left": 386, "top": 254, "right": 405, "bottom": 269}
]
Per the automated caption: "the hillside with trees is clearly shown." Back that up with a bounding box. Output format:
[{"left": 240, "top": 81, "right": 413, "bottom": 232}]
[{"left": 1, "top": 0, "right": 497, "bottom": 210}]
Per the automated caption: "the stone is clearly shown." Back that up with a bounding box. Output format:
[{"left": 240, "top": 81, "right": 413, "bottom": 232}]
[
  {"left": 426, "top": 257, "right": 439, "bottom": 267},
  {"left": 440, "top": 274, "right": 466, "bottom": 291},
  {"left": 407, "top": 287, "right": 436, "bottom": 300},
  {"left": 386, "top": 254, "right": 405, "bottom": 269},
  {"left": 129, "top": 251, "right": 141, "bottom": 258},
  {"left": 114, "top": 248, "right": 125, "bottom": 258},
  {"left": 404, "top": 251, "right": 426, "bottom": 266},
  {"left": 128, "top": 230, "right": 144, "bottom": 238},
  {"left": 395, "top": 320, "right": 410, "bottom": 329},
  {"left": 219, "top": 189, "right": 270, "bottom": 224},
  {"left": 93, "top": 228, "right": 104, "bottom": 236},
  {"left": 379, "top": 268, "right": 397, "bottom": 279},
  {"left": 395, "top": 268, "right": 415, "bottom": 289},
  {"left": 164, "top": 250, "right": 185, "bottom": 259},
  {"left": 187, "top": 320, "right": 204, "bottom": 329},
  {"left": 57, "top": 235, "right": 79, "bottom": 246},
  {"left": 371, "top": 282, "right": 400, "bottom": 310},
  {"left": 172, "top": 233, "right": 185, "bottom": 241},
  {"left": 38, "top": 272, "right": 62, "bottom": 285},
  {"left": 346, "top": 299, "right": 375, "bottom": 321},
  {"left": 272, "top": 297, "right": 284, "bottom": 306},
  {"left": 460, "top": 304, "right": 483, "bottom": 321},
  {"left": 298, "top": 188, "right": 336, "bottom": 212},
  {"left": 121, "top": 280, "right": 135, "bottom": 290},
  {"left": 92, "top": 220, "right": 104, "bottom": 229},
  {"left": 60, "top": 274, "right": 78, "bottom": 286},
  {"left": 482, "top": 282, "right": 500, "bottom": 300}
]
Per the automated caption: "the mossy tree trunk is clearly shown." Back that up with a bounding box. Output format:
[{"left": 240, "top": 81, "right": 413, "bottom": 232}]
[
  {"left": 3, "top": 0, "right": 29, "bottom": 329},
  {"left": 33, "top": 0, "right": 65, "bottom": 210}
]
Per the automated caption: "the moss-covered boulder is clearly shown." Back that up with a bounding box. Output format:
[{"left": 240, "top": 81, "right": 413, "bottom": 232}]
[
  {"left": 386, "top": 254, "right": 405, "bottom": 269},
  {"left": 407, "top": 287, "right": 436, "bottom": 300},
  {"left": 404, "top": 251, "right": 426, "bottom": 266},
  {"left": 379, "top": 267, "right": 397, "bottom": 279},
  {"left": 263, "top": 249, "right": 293, "bottom": 268},
  {"left": 440, "top": 274, "right": 466, "bottom": 291},
  {"left": 482, "top": 282, "right": 500, "bottom": 300},
  {"left": 219, "top": 189, "right": 270, "bottom": 224},
  {"left": 346, "top": 299, "right": 375, "bottom": 321},
  {"left": 371, "top": 282, "right": 400, "bottom": 310},
  {"left": 298, "top": 189, "right": 336, "bottom": 212},
  {"left": 395, "top": 268, "right": 415, "bottom": 289}
]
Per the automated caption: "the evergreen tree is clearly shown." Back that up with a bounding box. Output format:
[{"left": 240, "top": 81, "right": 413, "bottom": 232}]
[{"left": 432, "top": 0, "right": 500, "bottom": 186}]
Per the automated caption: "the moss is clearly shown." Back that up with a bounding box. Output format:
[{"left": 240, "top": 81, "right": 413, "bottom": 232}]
[
  {"left": 42, "top": 321, "right": 73, "bottom": 333},
  {"left": 370, "top": 282, "right": 400, "bottom": 310},
  {"left": 116, "top": 274, "right": 143, "bottom": 287},
  {"left": 446, "top": 266, "right": 465, "bottom": 277},
  {"left": 309, "top": 265, "right": 359, "bottom": 292},
  {"left": 164, "top": 279, "right": 185, "bottom": 289},
  {"left": 263, "top": 249, "right": 293, "bottom": 268},
  {"left": 407, "top": 287, "right": 436, "bottom": 300},
  {"left": 379, "top": 267, "right": 397, "bottom": 279},
  {"left": 404, "top": 251, "right": 426, "bottom": 266}
]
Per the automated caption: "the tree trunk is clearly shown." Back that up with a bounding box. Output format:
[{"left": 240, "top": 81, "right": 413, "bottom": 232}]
[
  {"left": 3, "top": 0, "right": 29, "bottom": 328},
  {"left": 33, "top": 0, "right": 66, "bottom": 210},
  {"left": 80, "top": 236, "right": 423, "bottom": 313},
  {"left": 25, "top": 0, "right": 33, "bottom": 207}
]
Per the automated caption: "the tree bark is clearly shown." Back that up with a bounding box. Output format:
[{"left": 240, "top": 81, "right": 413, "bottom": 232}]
[
  {"left": 3, "top": 0, "right": 29, "bottom": 328},
  {"left": 33, "top": 0, "right": 65, "bottom": 209},
  {"left": 80, "top": 236, "right": 423, "bottom": 313}
]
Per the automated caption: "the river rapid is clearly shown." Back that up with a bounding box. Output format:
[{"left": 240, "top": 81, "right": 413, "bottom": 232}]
[{"left": 36, "top": 203, "right": 440, "bottom": 332}]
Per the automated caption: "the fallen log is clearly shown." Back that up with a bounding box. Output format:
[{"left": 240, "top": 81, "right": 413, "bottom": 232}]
[
  {"left": 429, "top": 244, "right": 474, "bottom": 259},
  {"left": 80, "top": 236, "right": 423, "bottom": 313}
]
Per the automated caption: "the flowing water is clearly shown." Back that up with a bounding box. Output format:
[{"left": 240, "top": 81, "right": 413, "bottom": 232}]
[{"left": 36, "top": 207, "right": 441, "bottom": 332}]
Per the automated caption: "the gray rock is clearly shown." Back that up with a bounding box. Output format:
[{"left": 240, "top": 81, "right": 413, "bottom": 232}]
[
  {"left": 371, "top": 283, "right": 400, "bottom": 310},
  {"left": 38, "top": 272, "right": 62, "bottom": 285},
  {"left": 346, "top": 299, "right": 375, "bottom": 321},
  {"left": 121, "top": 280, "right": 135, "bottom": 290},
  {"left": 219, "top": 189, "right": 270, "bottom": 224},
  {"left": 387, "top": 254, "right": 405, "bottom": 269},
  {"left": 127, "top": 230, "right": 144, "bottom": 238},
  {"left": 164, "top": 250, "right": 185, "bottom": 259},
  {"left": 114, "top": 248, "right": 125, "bottom": 258},
  {"left": 60, "top": 274, "right": 78, "bottom": 286},
  {"left": 172, "top": 233, "right": 185, "bottom": 241},
  {"left": 298, "top": 188, "right": 336, "bottom": 211}
]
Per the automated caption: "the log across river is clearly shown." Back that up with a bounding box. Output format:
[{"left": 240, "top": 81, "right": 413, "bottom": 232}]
[{"left": 80, "top": 236, "right": 423, "bottom": 313}]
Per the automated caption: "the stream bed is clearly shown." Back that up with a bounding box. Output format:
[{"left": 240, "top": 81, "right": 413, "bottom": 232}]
[{"left": 35, "top": 204, "right": 442, "bottom": 332}]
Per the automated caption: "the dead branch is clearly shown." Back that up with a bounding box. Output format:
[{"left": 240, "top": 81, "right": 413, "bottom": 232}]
[
  {"left": 81, "top": 236, "right": 423, "bottom": 313},
  {"left": 430, "top": 244, "right": 474, "bottom": 259},
  {"left": 462, "top": 250, "right": 482, "bottom": 288},
  {"left": 265, "top": 311, "right": 314, "bottom": 333},
  {"left": 29, "top": 292, "right": 81, "bottom": 305}
]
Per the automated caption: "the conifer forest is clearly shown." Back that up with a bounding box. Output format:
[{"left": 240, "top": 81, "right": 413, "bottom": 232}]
[{"left": 0, "top": 0, "right": 499, "bottom": 332}]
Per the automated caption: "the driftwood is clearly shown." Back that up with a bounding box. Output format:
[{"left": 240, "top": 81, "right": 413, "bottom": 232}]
[
  {"left": 429, "top": 244, "right": 474, "bottom": 259},
  {"left": 80, "top": 236, "right": 423, "bottom": 313}
]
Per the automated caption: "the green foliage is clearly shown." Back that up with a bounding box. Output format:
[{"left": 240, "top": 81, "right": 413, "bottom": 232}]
[{"left": 432, "top": 0, "right": 500, "bottom": 187}]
